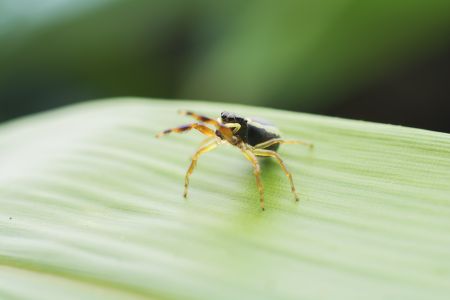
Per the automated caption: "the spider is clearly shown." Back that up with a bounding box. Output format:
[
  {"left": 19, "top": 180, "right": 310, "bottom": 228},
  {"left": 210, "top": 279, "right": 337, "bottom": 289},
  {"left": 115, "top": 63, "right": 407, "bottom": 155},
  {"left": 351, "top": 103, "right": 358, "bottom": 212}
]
[{"left": 156, "top": 110, "right": 312, "bottom": 210}]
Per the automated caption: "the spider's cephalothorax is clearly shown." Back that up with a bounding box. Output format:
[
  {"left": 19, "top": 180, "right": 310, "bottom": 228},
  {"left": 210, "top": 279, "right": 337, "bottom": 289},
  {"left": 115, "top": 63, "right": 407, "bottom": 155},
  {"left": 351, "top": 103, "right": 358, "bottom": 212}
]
[
  {"left": 220, "top": 111, "right": 282, "bottom": 151},
  {"left": 220, "top": 111, "right": 249, "bottom": 143},
  {"left": 156, "top": 110, "right": 312, "bottom": 210}
]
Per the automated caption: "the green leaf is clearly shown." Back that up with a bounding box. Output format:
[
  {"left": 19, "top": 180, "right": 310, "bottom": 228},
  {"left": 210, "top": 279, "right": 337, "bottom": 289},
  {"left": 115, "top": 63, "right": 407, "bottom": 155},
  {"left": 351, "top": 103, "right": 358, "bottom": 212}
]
[{"left": 1, "top": 98, "right": 449, "bottom": 299}]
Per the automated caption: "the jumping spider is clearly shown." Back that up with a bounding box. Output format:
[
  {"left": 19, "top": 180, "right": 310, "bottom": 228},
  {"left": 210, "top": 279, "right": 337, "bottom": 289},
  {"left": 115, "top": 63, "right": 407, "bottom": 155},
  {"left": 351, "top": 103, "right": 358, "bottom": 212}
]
[{"left": 156, "top": 110, "right": 312, "bottom": 210}]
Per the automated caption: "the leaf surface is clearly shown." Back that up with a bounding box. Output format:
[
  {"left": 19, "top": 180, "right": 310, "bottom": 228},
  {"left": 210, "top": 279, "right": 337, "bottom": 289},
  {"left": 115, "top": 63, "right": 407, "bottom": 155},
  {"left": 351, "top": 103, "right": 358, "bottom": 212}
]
[{"left": 1, "top": 99, "right": 450, "bottom": 299}]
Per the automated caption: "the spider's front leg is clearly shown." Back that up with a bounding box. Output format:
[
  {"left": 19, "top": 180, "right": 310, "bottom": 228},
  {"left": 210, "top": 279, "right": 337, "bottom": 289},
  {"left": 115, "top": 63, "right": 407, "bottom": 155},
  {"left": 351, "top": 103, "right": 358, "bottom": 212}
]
[
  {"left": 179, "top": 110, "right": 235, "bottom": 141},
  {"left": 184, "top": 140, "right": 219, "bottom": 198},
  {"left": 155, "top": 123, "right": 215, "bottom": 138}
]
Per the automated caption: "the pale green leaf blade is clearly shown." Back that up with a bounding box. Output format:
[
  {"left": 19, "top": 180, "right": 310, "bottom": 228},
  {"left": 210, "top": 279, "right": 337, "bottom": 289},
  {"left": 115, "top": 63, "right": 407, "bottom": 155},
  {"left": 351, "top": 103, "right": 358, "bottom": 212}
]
[{"left": 0, "top": 99, "right": 450, "bottom": 300}]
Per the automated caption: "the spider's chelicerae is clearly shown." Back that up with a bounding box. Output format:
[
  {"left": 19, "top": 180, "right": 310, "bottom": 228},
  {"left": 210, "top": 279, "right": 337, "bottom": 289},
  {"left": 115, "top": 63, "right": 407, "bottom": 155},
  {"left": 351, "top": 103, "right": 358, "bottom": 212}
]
[{"left": 156, "top": 110, "right": 312, "bottom": 210}]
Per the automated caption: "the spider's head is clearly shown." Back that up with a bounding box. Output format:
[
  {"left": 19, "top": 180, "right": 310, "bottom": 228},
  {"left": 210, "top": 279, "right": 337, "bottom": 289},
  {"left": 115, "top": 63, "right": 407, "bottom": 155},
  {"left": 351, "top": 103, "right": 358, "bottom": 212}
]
[
  {"left": 220, "top": 111, "right": 247, "bottom": 126},
  {"left": 220, "top": 111, "right": 248, "bottom": 142}
]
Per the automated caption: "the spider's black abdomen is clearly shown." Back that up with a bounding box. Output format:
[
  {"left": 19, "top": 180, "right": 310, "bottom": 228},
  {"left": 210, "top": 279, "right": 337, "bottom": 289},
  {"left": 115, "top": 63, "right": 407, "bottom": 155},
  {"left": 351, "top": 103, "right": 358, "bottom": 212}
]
[{"left": 246, "top": 117, "right": 281, "bottom": 151}]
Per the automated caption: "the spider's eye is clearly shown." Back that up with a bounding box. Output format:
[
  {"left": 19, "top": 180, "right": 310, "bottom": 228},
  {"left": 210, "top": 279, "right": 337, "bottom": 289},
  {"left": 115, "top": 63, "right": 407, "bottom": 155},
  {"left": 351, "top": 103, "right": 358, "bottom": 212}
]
[
  {"left": 221, "top": 111, "right": 232, "bottom": 123},
  {"left": 220, "top": 112, "right": 227, "bottom": 118}
]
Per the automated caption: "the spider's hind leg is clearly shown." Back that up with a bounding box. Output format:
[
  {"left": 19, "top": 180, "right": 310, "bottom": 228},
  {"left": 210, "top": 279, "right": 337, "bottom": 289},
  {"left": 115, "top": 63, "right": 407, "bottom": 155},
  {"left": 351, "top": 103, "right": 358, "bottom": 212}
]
[{"left": 254, "top": 138, "right": 313, "bottom": 150}]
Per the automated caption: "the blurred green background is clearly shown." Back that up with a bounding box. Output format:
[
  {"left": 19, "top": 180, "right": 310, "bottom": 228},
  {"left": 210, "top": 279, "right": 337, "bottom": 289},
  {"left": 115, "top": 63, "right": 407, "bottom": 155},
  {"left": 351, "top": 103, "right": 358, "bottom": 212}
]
[{"left": 1, "top": 0, "right": 450, "bottom": 132}]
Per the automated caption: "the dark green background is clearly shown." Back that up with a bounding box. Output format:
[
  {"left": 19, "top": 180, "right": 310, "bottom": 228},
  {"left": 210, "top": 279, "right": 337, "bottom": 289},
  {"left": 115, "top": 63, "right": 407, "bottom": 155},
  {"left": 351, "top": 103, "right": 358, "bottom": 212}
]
[{"left": 1, "top": 0, "right": 450, "bottom": 131}]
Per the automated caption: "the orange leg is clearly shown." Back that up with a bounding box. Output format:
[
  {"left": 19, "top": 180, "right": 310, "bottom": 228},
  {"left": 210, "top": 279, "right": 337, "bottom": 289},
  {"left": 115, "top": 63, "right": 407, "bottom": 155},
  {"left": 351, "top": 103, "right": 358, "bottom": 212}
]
[
  {"left": 179, "top": 110, "right": 235, "bottom": 141},
  {"left": 184, "top": 140, "right": 219, "bottom": 198},
  {"left": 155, "top": 123, "right": 215, "bottom": 138},
  {"left": 199, "top": 137, "right": 216, "bottom": 147},
  {"left": 178, "top": 110, "right": 220, "bottom": 126},
  {"left": 253, "top": 148, "right": 299, "bottom": 202}
]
